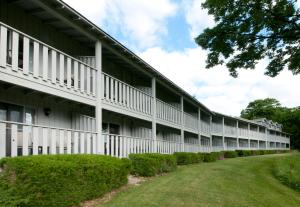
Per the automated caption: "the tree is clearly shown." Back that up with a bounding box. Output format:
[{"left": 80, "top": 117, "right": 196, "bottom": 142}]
[
  {"left": 240, "top": 98, "right": 300, "bottom": 149},
  {"left": 241, "top": 98, "right": 282, "bottom": 119},
  {"left": 196, "top": 0, "right": 300, "bottom": 77}
]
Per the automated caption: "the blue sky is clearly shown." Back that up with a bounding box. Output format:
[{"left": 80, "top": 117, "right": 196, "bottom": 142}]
[{"left": 64, "top": 0, "right": 300, "bottom": 116}]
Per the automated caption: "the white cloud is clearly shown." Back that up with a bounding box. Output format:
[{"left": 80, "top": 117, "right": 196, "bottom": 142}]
[
  {"left": 183, "top": 0, "right": 215, "bottom": 39},
  {"left": 63, "top": 0, "right": 178, "bottom": 49},
  {"left": 139, "top": 47, "right": 300, "bottom": 116}
]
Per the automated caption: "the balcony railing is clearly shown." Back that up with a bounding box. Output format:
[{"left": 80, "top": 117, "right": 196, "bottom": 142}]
[
  {"left": 0, "top": 22, "right": 97, "bottom": 99},
  {"left": 184, "top": 143, "right": 200, "bottom": 153},
  {"left": 224, "top": 126, "right": 237, "bottom": 136},
  {"left": 102, "top": 73, "right": 153, "bottom": 115},
  {"left": 201, "top": 121, "right": 210, "bottom": 136},
  {"left": 184, "top": 112, "right": 198, "bottom": 131},
  {"left": 0, "top": 120, "right": 97, "bottom": 158},
  {"left": 212, "top": 123, "right": 222, "bottom": 134},
  {"left": 238, "top": 128, "right": 248, "bottom": 138},
  {"left": 103, "top": 134, "right": 154, "bottom": 157},
  {"left": 156, "top": 99, "right": 181, "bottom": 125},
  {"left": 157, "top": 140, "right": 183, "bottom": 154}
]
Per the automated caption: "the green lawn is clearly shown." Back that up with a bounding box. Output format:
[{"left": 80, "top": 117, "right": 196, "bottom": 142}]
[{"left": 100, "top": 153, "right": 300, "bottom": 207}]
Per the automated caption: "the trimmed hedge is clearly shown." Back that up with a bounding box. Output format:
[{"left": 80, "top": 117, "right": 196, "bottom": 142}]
[
  {"left": 129, "top": 153, "right": 177, "bottom": 176},
  {"left": 235, "top": 150, "right": 289, "bottom": 157},
  {"left": 0, "top": 155, "right": 131, "bottom": 207},
  {"left": 224, "top": 151, "right": 238, "bottom": 158},
  {"left": 174, "top": 152, "right": 203, "bottom": 165},
  {"left": 202, "top": 153, "right": 217, "bottom": 162}
]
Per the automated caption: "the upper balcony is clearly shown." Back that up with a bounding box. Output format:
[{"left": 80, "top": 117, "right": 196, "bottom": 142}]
[{"left": 0, "top": 22, "right": 97, "bottom": 106}]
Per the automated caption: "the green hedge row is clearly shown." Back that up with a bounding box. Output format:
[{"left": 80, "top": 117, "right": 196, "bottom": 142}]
[
  {"left": 129, "top": 153, "right": 177, "bottom": 177},
  {"left": 235, "top": 150, "right": 289, "bottom": 157},
  {"left": 0, "top": 155, "right": 131, "bottom": 207}
]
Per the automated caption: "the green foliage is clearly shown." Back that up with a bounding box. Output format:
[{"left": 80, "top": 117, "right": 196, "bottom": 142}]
[
  {"left": 224, "top": 151, "right": 238, "bottom": 158},
  {"left": 0, "top": 155, "right": 131, "bottom": 207},
  {"left": 129, "top": 153, "right": 177, "bottom": 177},
  {"left": 211, "top": 151, "right": 225, "bottom": 160},
  {"left": 196, "top": 0, "right": 300, "bottom": 77},
  {"left": 173, "top": 152, "right": 203, "bottom": 165},
  {"left": 240, "top": 98, "right": 300, "bottom": 149},
  {"left": 241, "top": 98, "right": 282, "bottom": 120},
  {"left": 202, "top": 153, "right": 217, "bottom": 162},
  {"left": 272, "top": 153, "right": 300, "bottom": 191}
]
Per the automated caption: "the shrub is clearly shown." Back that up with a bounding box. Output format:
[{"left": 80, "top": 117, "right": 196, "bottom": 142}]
[
  {"left": 224, "top": 151, "right": 238, "bottom": 158},
  {"left": 129, "top": 153, "right": 177, "bottom": 177},
  {"left": 173, "top": 152, "right": 202, "bottom": 165},
  {"left": 202, "top": 153, "right": 217, "bottom": 162},
  {"left": 213, "top": 151, "right": 225, "bottom": 160},
  {"left": 0, "top": 155, "right": 131, "bottom": 207}
]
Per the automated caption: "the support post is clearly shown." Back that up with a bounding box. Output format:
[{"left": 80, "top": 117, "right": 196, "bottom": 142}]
[
  {"left": 248, "top": 124, "right": 251, "bottom": 150},
  {"left": 198, "top": 108, "right": 201, "bottom": 152},
  {"left": 152, "top": 77, "right": 157, "bottom": 153},
  {"left": 95, "top": 41, "right": 104, "bottom": 154},
  {"left": 222, "top": 117, "right": 225, "bottom": 151},
  {"left": 236, "top": 121, "right": 239, "bottom": 150},
  {"left": 209, "top": 115, "right": 212, "bottom": 152},
  {"left": 180, "top": 96, "right": 184, "bottom": 152}
]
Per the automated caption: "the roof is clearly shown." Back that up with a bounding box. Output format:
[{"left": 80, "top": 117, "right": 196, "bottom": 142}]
[{"left": 18, "top": 0, "right": 213, "bottom": 114}]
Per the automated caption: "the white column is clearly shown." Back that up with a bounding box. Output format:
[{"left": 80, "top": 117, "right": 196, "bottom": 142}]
[
  {"left": 180, "top": 96, "right": 184, "bottom": 152},
  {"left": 95, "top": 41, "right": 104, "bottom": 154},
  {"left": 222, "top": 117, "right": 225, "bottom": 150},
  {"left": 198, "top": 108, "right": 201, "bottom": 152},
  {"left": 209, "top": 115, "right": 212, "bottom": 152},
  {"left": 236, "top": 121, "right": 239, "bottom": 150},
  {"left": 248, "top": 124, "right": 251, "bottom": 149},
  {"left": 152, "top": 77, "right": 157, "bottom": 153}
]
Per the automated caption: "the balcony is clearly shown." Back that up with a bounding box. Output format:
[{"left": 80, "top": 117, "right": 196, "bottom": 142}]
[
  {"left": 201, "top": 121, "right": 211, "bottom": 136},
  {"left": 101, "top": 73, "right": 153, "bottom": 120},
  {"left": 0, "top": 22, "right": 97, "bottom": 106},
  {"left": 0, "top": 120, "right": 97, "bottom": 158},
  {"left": 224, "top": 126, "right": 237, "bottom": 137},
  {"left": 184, "top": 112, "right": 198, "bottom": 133},
  {"left": 212, "top": 123, "right": 222, "bottom": 135},
  {"left": 156, "top": 99, "right": 182, "bottom": 127}
]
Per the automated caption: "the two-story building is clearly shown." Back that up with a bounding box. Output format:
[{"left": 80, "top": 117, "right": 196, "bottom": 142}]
[{"left": 0, "top": 0, "right": 290, "bottom": 158}]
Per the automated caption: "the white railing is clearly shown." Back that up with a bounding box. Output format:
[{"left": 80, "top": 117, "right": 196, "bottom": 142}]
[
  {"left": 249, "top": 130, "right": 259, "bottom": 139},
  {"left": 157, "top": 140, "right": 183, "bottom": 154},
  {"left": 224, "top": 126, "right": 237, "bottom": 136},
  {"left": 201, "top": 121, "right": 210, "bottom": 135},
  {"left": 102, "top": 73, "right": 153, "bottom": 115},
  {"left": 212, "top": 123, "right": 222, "bottom": 134},
  {"left": 212, "top": 146, "right": 223, "bottom": 152},
  {"left": 184, "top": 143, "right": 200, "bottom": 153},
  {"left": 103, "top": 134, "right": 154, "bottom": 158},
  {"left": 156, "top": 99, "right": 181, "bottom": 125},
  {"left": 0, "top": 120, "right": 97, "bottom": 158},
  {"left": 184, "top": 112, "right": 198, "bottom": 131},
  {"left": 238, "top": 128, "right": 248, "bottom": 138},
  {"left": 0, "top": 22, "right": 97, "bottom": 98},
  {"left": 78, "top": 56, "right": 95, "bottom": 68}
]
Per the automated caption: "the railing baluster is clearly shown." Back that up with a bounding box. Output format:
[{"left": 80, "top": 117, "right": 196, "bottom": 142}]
[
  {"left": 92, "top": 133, "right": 97, "bottom": 154},
  {"left": 80, "top": 63, "right": 85, "bottom": 93},
  {"left": 51, "top": 50, "right": 57, "bottom": 84},
  {"left": 74, "top": 131, "right": 79, "bottom": 154},
  {"left": 33, "top": 42, "right": 39, "bottom": 78},
  {"left": 23, "top": 126, "right": 29, "bottom": 156},
  {"left": 59, "top": 130, "right": 64, "bottom": 154},
  {"left": 86, "top": 67, "right": 90, "bottom": 94},
  {"left": 22, "top": 36, "right": 29, "bottom": 75},
  {"left": 59, "top": 54, "right": 64, "bottom": 86},
  {"left": 42, "top": 45, "right": 48, "bottom": 81},
  {"left": 87, "top": 133, "right": 91, "bottom": 154},
  {"left": 42, "top": 127, "right": 48, "bottom": 155},
  {"left": 67, "top": 130, "right": 72, "bottom": 154},
  {"left": 51, "top": 128, "right": 56, "bottom": 154},
  {"left": 67, "top": 57, "right": 71, "bottom": 88},
  {"left": 12, "top": 31, "right": 19, "bottom": 71},
  {"left": 74, "top": 61, "right": 78, "bottom": 90},
  {"left": 32, "top": 126, "right": 39, "bottom": 155},
  {"left": 11, "top": 124, "right": 18, "bottom": 157},
  {"left": 0, "top": 25, "right": 7, "bottom": 68},
  {"left": 80, "top": 132, "right": 85, "bottom": 154}
]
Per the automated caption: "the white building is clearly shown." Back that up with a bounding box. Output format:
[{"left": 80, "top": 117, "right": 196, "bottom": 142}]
[{"left": 0, "top": 0, "right": 290, "bottom": 158}]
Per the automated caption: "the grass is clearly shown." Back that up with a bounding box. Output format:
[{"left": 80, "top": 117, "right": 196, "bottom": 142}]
[
  {"left": 99, "top": 153, "right": 300, "bottom": 207},
  {"left": 273, "top": 153, "right": 300, "bottom": 191}
]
